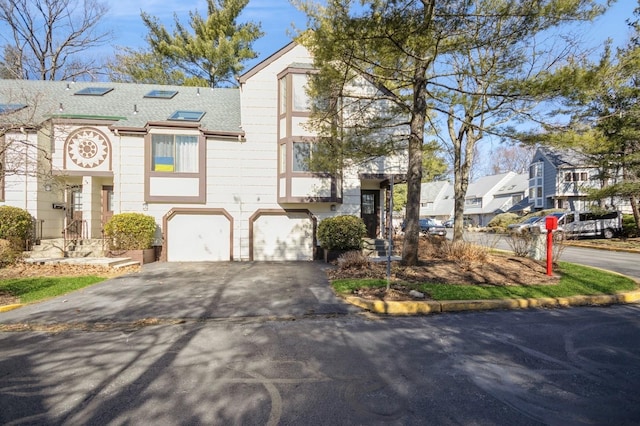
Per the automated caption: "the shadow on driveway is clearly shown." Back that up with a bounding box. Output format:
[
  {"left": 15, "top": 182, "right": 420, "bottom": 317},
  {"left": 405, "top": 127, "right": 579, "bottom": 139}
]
[{"left": 0, "top": 261, "right": 359, "bottom": 324}]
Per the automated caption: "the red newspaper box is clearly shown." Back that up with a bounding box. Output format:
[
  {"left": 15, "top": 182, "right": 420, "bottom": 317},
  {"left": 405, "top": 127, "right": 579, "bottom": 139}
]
[{"left": 545, "top": 216, "right": 558, "bottom": 231}]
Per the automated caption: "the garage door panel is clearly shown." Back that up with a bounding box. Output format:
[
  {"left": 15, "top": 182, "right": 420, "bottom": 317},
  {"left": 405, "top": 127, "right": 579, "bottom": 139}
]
[
  {"left": 168, "top": 214, "right": 231, "bottom": 262},
  {"left": 253, "top": 214, "right": 313, "bottom": 261}
]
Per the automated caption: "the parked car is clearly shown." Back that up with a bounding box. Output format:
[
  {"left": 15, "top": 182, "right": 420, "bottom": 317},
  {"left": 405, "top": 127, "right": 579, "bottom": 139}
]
[
  {"left": 507, "top": 216, "right": 543, "bottom": 233},
  {"left": 529, "top": 210, "right": 623, "bottom": 239},
  {"left": 401, "top": 218, "right": 447, "bottom": 237},
  {"left": 443, "top": 218, "right": 474, "bottom": 228}
]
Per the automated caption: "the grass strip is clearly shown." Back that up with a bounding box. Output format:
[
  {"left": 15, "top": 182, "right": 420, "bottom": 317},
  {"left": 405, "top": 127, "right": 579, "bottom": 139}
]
[
  {"left": 332, "top": 262, "right": 638, "bottom": 301},
  {"left": 0, "top": 276, "right": 106, "bottom": 304}
]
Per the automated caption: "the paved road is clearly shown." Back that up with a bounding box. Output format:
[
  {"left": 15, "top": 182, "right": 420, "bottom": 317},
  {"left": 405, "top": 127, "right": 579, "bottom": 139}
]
[{"left": 1, "top": 304, "right": 639, "bottom": 425}]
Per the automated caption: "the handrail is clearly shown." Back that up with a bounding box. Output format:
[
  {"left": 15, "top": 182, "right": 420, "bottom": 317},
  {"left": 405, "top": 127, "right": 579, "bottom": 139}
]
[{"left": 62, "top": 219, "right": 88, "bottom": 249}]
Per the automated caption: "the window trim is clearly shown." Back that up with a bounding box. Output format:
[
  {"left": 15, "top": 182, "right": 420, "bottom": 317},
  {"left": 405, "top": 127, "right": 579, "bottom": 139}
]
[{"left": 145, "top": 129, "right": 206, "bottom": 203}]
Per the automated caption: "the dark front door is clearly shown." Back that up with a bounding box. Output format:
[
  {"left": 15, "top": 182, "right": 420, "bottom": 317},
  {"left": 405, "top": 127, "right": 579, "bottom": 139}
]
[{"left": 361, "top": 190, "right": 380, "bottom": 238}]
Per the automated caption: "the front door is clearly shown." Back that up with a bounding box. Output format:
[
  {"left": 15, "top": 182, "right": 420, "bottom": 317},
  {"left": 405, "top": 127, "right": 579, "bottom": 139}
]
[
  {"left": 66, "top": 185, "right": 83, "bottom": 238},
  {"left": 102, "top": 185, "right": 114, "bottom": 227},
  {"left": 361, "top": 190, "right": 380, "bottom": 238}
]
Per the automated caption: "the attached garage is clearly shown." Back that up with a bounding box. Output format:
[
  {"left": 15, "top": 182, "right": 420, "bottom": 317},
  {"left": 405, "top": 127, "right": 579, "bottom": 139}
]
[
  {"left": 164, "top": 209, "right": 233, "bottom": 261},
  {"left": 251, "top": 210, "right": 315, "bottom": 261}
]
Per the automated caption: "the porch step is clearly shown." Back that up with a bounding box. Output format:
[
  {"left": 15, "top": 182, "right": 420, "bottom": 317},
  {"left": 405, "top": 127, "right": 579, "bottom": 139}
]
[
  {"left": 362, "top": 238, "right": 390, "bottom": 257},
  {"left": 27, "top": 238, "right": 66, "bottom": 258},
  {"left": 65, "top": 239, "right": 106, "bottom": 258},
  {"left": 27, "top": 238, "right": 106, "bottom": 259}
]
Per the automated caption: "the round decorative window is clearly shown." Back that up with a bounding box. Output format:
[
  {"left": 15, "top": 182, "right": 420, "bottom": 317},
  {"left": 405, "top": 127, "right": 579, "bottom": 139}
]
[{"left": 67, "top": 128, "right": 109, "bottom": 168}]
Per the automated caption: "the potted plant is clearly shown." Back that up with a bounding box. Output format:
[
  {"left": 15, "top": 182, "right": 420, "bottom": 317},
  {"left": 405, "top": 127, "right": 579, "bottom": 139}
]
[
  {"left": 317, "top": 215, "right": 367, "bottom": 262},
  {"left": 103, "top": 213, "right": 158, "bottom": 264}
]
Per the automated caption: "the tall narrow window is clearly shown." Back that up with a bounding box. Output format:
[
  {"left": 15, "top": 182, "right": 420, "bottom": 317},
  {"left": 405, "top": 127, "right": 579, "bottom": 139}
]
[
  {"left": 279, "top": 144, "right": 286, "bottom": 174},
  {"left": 292, "top": 73, "right": 310, "bottom": 112},
  {"left": 279, "top": 76, "right": 287, "bottom": 114},
  {"left": 292, "top": 142, "right": 311, "bottom": 172},
  {"left": 152, "top": 134, "right": 198, "bottom": 173}
]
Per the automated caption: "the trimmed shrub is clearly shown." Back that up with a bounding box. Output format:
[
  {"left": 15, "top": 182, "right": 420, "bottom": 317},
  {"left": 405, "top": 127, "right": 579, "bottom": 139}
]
[
  {"left": 487, "top": 212, "right": 519, "bottom": 232},
  {"left": 318, "top": 215, "right": 367, "bottom": 251},
  {"left": 0, "top": 205, "right": 33, "bottom": 250},
  {"left": 0, "top": 239, "right": 22, "bottom": 267},
  {"left": 103, "top": 213, "right": 157, "bottom": 250}
]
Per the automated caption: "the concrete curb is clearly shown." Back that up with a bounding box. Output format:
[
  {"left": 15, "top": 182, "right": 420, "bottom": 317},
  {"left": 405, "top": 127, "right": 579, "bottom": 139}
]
[
  {"left": 0, "top": 304, "right": 24, "bottom": 313},
  {"left": 342, "top": 289, "right": 640, "bottom": 315}
]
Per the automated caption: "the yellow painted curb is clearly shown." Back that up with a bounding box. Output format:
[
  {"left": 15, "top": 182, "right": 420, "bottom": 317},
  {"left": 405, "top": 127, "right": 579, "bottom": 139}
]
[
  {"left": 342, "top": 289, "right": 640, "bottom": 315},
  {"left": 343, "top": 296, "right": 440, "bottom": 315},
  {"left": 0, "top": 304, "right": 24, "bottom": 313}
]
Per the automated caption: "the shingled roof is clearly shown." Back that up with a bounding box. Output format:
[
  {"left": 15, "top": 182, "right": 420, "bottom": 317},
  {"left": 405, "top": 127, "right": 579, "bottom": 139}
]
[{"left": 0, "top": 79, "right": 242, "bottom": 136}]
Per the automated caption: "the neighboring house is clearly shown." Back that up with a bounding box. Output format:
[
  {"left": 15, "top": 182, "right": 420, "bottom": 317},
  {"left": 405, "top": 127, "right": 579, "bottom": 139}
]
[
  {"left": 418, "top": 180, "right": 453, "bottom": 222},
  {"left": 0, "top": 42, "right": 406, "bottom": 261},
  {"left": 528, "top": 146, "right": 630, "bottom": 213},
  {"left": 419, "top": 172, "right": 530, "bottom": 226}
]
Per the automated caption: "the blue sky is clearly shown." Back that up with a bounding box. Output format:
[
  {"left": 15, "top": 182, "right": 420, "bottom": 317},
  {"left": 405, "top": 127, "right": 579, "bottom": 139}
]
[
  {"left": 104, "top": 0, "right": 308, "bottom": 69},
  {"left": 103, "top": 0, "right": 636, "bottom": 71}
]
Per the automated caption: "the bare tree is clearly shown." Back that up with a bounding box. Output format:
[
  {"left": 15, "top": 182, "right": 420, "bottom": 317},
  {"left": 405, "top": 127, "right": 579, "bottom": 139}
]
[
  {"left": 487, "top": 144, "right": 536, "bottom": 175},
  {"left": 1, "top": 87, "right": 56, "bottom": 189},
  {"left": 0, "top": 0, "right": 111, "bottom": 81}
]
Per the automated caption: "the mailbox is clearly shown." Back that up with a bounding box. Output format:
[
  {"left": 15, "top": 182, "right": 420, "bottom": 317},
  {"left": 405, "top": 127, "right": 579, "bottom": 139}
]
[{"left": 545, "top": 216, "right": 558, "bottom": 231}]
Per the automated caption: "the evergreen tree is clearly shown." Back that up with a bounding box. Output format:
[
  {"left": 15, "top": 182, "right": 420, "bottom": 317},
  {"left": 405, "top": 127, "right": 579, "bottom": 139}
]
[
  {"left": 109, "top": 0, "right": 262, "bottom": 87},
  {"left": 297, "top": 0, "right": 606, "bottom": 264}
]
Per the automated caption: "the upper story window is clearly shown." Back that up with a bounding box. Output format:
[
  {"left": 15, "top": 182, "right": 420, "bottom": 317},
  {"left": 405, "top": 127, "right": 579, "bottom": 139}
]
[
  {"left": 465, "top": 197, "right": 482, "bottom": 207},
  {"left": 292, "top": 141, "right": 311, "bottom": 172},
  {"left": 279, "top": 76, "right": 287, "bottom": 113},
  {"left": 564, "top": 171, "right": 588, "bottom": 182},
  {"left": 151, "top": 134, "right": 198, "bottom": 173},
  {"left": 292, "top": 73, "right": 311, "bottom": 112},
  {"left": 529, "top": 162, "right": 543, "bottom": 179},
  {"left": 278, "top": 70, "right": 312, "bottom": 116}
]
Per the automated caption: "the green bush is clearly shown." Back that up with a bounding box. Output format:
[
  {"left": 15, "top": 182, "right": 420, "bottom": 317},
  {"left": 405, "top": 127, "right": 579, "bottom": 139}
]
[
  {"left": 487, "top": 213, "right": 519, "bottom": 231},
  {"left": 0, "top": 205, "right": 33, "bottom": 250},
  {"left": 0, "top": 239, "right": 23, "bottom": 267},
  {"left": 103, "top": 213, "right": 157, "bottom": 250},
  {"left": 318, "top": 215, "right": 367, "bottom": 251}
]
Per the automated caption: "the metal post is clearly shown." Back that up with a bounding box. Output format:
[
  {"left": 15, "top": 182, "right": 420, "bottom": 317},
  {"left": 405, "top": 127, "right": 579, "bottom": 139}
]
[
  {"left": 546, "top": 230, "right": 553, "bottom": 276},
  {"left": 387, "top": 174, "right": 394, "bottom": 290}
]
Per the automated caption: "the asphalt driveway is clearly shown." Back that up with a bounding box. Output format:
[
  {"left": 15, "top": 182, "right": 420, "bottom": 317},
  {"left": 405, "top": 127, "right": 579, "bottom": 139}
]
[{"left": 0, "top": 262, "right": 359, "bottom": 324}]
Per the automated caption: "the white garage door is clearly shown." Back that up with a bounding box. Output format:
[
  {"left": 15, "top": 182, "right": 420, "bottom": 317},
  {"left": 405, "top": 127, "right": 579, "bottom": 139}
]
[
  {"left": 253, "top": 213, "right": 313, "bottom": 261},
  {"left": 167, "top": 213, "right": 231, "bottom": 261}
]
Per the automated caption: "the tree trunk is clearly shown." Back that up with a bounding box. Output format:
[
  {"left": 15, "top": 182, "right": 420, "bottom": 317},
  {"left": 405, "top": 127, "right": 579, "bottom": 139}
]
[
  {"left": 630, "top": 195, "right": 640, "bottom": 235},
  {"left": 401, "top": 65, "right": 428, "bottom": 266}
]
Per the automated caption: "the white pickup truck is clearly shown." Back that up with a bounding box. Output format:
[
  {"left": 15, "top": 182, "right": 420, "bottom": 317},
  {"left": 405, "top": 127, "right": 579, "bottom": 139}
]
[{"left": 533, "top": 210, "right": 623, "bottom": 239}]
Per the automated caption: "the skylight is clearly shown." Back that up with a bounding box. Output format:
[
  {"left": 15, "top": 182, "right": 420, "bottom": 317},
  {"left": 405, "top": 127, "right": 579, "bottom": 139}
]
[
  {"left": 145, "top": 90, "right": 178, "bottom": 99},
  {"left": 74, "top": 87, "right": 113, "bottom": 96},
  {"left": 168, "top": 110, "right": 205, "bottom": 122},
  {"left": 0, "top": 103, "right": 27, "bottom": 114}
]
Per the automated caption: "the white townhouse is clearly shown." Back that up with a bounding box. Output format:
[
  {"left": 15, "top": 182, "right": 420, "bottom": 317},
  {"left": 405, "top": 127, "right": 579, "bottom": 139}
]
[
  {"left": 0, "top": 42, "right": 406, "bottom": 262},
  {"left": 419, "top": 172, "right": 530, "bottom": 226}
]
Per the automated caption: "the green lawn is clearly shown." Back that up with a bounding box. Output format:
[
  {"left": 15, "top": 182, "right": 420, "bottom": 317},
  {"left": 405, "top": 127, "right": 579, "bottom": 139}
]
[
  {"left": 0, "top": 276, "right": 106, "bottom": 304},
  {"left": 332, "top": 262, "right": 638, "bottom": 301}
]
